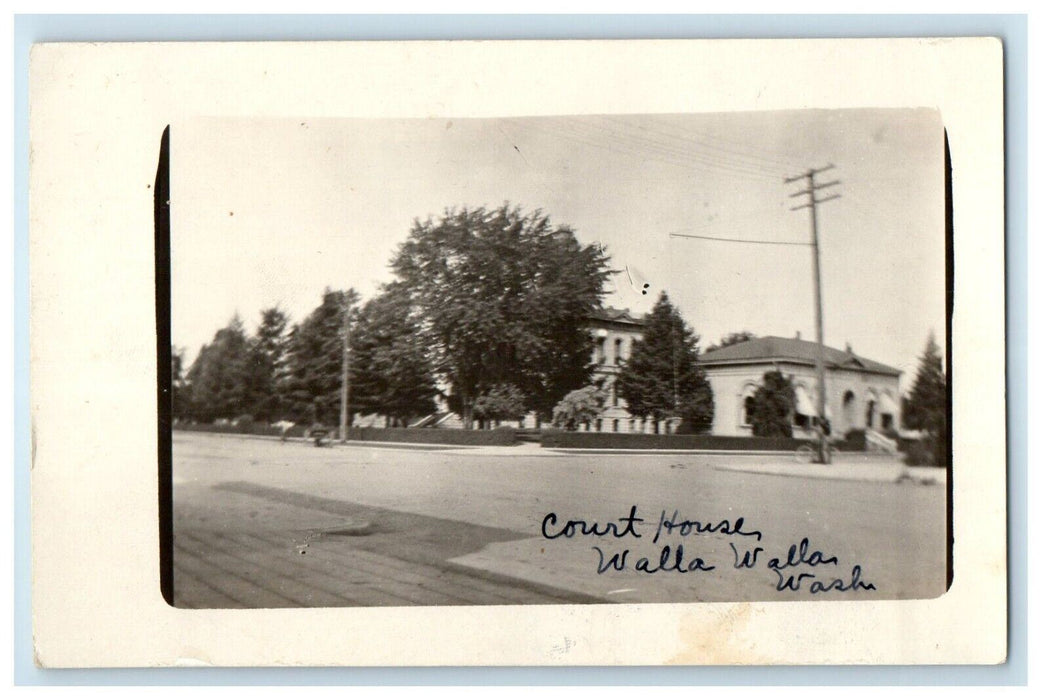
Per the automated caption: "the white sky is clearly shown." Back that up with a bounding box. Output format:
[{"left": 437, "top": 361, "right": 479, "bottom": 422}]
[{"left": 171, "top": 109, "right": 946, "bottom": 387}]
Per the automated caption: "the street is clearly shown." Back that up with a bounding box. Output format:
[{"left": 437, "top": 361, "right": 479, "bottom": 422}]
[{"left": 172, "top": 432, "right": 947, "bottom": 608}]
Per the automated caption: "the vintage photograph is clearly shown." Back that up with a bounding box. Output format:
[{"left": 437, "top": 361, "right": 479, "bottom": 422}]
[{"left": 167, "top": 109, "right": 950, "bottom": 609}]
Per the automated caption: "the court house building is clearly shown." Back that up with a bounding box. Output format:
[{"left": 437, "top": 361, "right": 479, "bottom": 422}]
[{"left": 695, "top": 335, "right": 902, "bottom": 439}]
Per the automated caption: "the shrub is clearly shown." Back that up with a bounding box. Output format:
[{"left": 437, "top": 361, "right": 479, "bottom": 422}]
[
  {"left": 903, "top": 436, "right": 948, "bottom": 467},
  {"left": 552, "top": 386, "right": 607, "bottom": 431},
  {"left": 473, "top": 384, "right": 527, "bottom": 428}
]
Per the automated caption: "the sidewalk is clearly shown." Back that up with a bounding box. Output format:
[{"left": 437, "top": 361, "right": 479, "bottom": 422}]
[
  {"left": 714, "top": 456, "right": 907, "bottom": 483},
  {"left": 180, "top": 432, "right": 936, "bottom": 483}
]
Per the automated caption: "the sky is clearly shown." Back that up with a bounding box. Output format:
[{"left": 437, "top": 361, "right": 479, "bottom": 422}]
[{"left": 171, "top": 109, "right": 947, "bottom": 387}]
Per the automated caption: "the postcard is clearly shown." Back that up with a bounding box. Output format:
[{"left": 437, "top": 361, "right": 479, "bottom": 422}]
[{"left": 29, "top": 38, "right": 1006, "bottom": 667}]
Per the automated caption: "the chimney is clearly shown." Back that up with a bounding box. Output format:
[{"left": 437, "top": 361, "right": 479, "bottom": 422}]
[{"left": 795, "top": 331, "right": 801, "bottom": 340}]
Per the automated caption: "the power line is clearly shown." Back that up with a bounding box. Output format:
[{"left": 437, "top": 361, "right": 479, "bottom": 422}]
[
  {"left": 597, "top": 115, "right": 802, "bottom": 175},
  {"left": 622, "top": 115, "right": 806, "bottom": 171},
  {"left": 568, "top": 117, "right": 784, "bottom": 181},
  {"left": 669, "top": 232, "right": 811, "bottom": 246},
  {"left": 515, "top": 117, "right": 780, "bottom": 185}
]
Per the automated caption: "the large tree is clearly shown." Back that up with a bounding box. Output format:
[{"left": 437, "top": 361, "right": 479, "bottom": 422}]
[
  {"left": 750, "top": 370, "right": 795, "bottom": 438},
  {"left": 390, "top": 204, "right": 610, "bottom": 428},
  {"left": 616, "top": 291, "right": 714, "bottom": 434},
  {"left": 348, "top": 284, "right": 437, "bottom": 426},
  {"left": 171, "top": 345, "right": 188, "bottom": 422},
  {"left": 244, "top": 306, "right": 290, "bottom": 422},
  {"left": 284, "top": 288, "right": 360, "bottom": 425},
  {"left": 184, "top": 315, "right": 252, "bottom": 423},
  {"left": 903, "top": 332, "right": 949, "bottom": 465}
]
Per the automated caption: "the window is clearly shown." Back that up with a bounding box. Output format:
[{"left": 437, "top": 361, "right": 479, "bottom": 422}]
[
  {"left": 614, "top": 338, "right": 622, "bottom": 364},
  {"left": 612, "top": 419, "right": 619, "bottom": 433},
  {"left": 596, "top": 419, "right": 603, "bottom": 432},
  {"left": 740, "top": 384, "right": 758, "bottom": 426},
  {"left": 594, "top": 337, "right": 606, "bottom": 365}
]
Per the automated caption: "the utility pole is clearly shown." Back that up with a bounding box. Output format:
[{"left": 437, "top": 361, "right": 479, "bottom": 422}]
[
  {"left": 785, "top": 165, "right": 840, "bottom": 464},
  {"left": 339, "top": 293, "right": 353, "bottom": 442}
]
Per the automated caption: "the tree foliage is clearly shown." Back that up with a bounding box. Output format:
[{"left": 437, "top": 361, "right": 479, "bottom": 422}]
[
  {"left": 283, "top": 288, "right": 359, "bottom": 425},
  {"left": 705, "top": 330, "right": 756, "bottom": 354},
  {"left": 750, "top": 370, "right": 795, "bottom": 438},
  {"left": 184, "top": 315, "right": 251, "bottom": 423},
  {"left": 348, "top": 284, "right": 437, "bottom": 426},
  {"left": 244, "top": 307, "right": 289, "bottom": 423},
  {"left": 616, "top": 291, "right": 714, "bottom": 434},
  {"left": 902, "top": 333, "right": 949, "bottom": 465},
  {"left": 171, "top": 345, "right": 188, "bottom": 421},
  {"left": 390, "top": 204, "right": 610, "bottom": 428},
  {"left": 677, "top": 380, "right": 716, "bottom": 435},
  {"left": 473, "top": 383, "right": 527, "bottom": 428},
  {"left": 552, "top": 385, "right": 608, "bottom": 431}
]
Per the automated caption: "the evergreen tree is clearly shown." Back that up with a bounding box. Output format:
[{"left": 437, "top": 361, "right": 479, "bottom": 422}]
[
  {"left": 184, "top": 315, "right": 251, "bottom": 423},
  {"left": 903, "top": 333, "right": 949, "bottom": 465},
  {"left": 617, "top": 291, "right": 714, "bottom": 434},
  {"left": 171, "top": 345, "right": 188, "bottom": 421},
  {"left": 284, "top": 288, "right": 360, "bottom": 425},
  {"left": 750, "top": 370, "right": 795, "bottom": 438},
  {"left": 348, "top": 284, "right": 436, "bottom": 426},
  {"left": 390, "top": 204, "right": 609, "bottom": 428},
  {"left": 678, "top": 379, "right": 716, "bottom": 434},
  {"left": 244, "top": 307, "right": 289, "bottom": 422}
]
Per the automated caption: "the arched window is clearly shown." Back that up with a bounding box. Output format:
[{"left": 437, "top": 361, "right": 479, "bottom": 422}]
[
  {"left": 793, "top": 383, "right": 813, "bottom": 428},
  {"left": 842, "top": 390, "right": 856, "bottom": 430},
  {"left": 740, "top": 383, "right": 759, "bottom": 426},
  {"left": 614, "top": 338, "right": 622, "bottom": 364},
  {"left": 612, "top": 419, "right": 619, "bottom": 433}
]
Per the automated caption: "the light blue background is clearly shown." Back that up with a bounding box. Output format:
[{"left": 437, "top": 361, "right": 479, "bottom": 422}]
[{"left": 13, "top": 13, "right": 1027, "bottom": 686}]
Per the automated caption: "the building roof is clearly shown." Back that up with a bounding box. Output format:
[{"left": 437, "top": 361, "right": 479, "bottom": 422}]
[
  {"left": 696, "top": 336, "right": 901, "bottom": 376},
  {"left": 587, "top": 306, "right": 646, "bottom": 327}
]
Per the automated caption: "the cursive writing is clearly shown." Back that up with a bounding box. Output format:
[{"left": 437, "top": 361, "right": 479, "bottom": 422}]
[
  {"left": 539, "top": 507, "right": 876, "bottom": 595},
  {"left": 593, "top": 545, "right": 716, "bottom": 575},
  {"left": 652, "top": 509, "right": 763, "bottom": 544},
  {"left": 541, "top": 505, "right": 645, "bottom": 540}
]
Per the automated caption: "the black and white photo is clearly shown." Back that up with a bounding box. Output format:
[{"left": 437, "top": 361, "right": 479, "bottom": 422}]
[{"left": 168, "top": 109, "right": 950, "bottom": 608}]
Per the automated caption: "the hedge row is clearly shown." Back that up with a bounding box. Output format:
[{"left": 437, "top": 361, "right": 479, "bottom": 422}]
[
  {"left": 173, "top": 423, "right": 517, "bottom": 446},
  {"left": 173, "top": 422, "right": 307, "bottom": 438},
  {"left": 540, "top": 430, "right": 806, "bottom": 451},
  {"left": 539, "top": 430, "right": 867, "bottom": 452},
  {"left": 345, "top": 426, "right": 517, "bottom": 446},
  {"left": 174, "top": 423, "right": 866, "bottom": 452}
]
